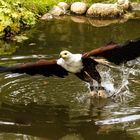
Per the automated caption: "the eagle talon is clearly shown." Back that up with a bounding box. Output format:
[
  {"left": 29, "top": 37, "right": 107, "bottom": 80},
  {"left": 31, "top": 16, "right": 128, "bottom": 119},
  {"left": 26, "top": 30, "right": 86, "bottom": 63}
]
[
  {"left": 89, "top": 88, "right": 108, "bottom": 99},
  {"left": 89, "top": 90, "right": 98, "bottom": 98},
  {"left": 97, "top": 89, "right": 108, "bottom": 98}
]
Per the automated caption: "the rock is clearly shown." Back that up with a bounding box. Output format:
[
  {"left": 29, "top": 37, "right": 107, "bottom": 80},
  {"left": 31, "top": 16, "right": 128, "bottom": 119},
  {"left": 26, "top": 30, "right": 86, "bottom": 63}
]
[
  {"left": 131, "top": 3, "right": 140, "bottom": 18},
  {"left": 132, "top": 2, "right": 140, "bottom": 11},
  {"left": 70, "top": 2, "right": 88, "bottom": 15},
  {"left": 87, "top": 3, "right": 123, "bottom": 18},
  {"left": 117, "top": 0, "right": 127, "bottom": 5},
  {"left": 41, "top": 13, "right": 53, "bottom": 20},
  {"left": 57, "top": 2, "right": 70, "bottom": 11},
  {"left": 50, "top": 6, "right": 65, "bottom": 16},
  {"left": 117, "top": 0, "right": 131, "bottom": 10}
]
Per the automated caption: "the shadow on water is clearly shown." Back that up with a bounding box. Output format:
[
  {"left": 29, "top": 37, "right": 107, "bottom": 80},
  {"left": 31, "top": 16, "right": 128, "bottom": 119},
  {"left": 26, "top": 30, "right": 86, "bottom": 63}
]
[{"left": 0, "top": 16, "right": 140, "bottom": 139}]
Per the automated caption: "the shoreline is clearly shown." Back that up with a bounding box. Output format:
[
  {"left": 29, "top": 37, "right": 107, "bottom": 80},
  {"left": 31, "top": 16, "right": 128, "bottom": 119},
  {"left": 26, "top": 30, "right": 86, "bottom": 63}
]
[{"left": 0, "top": 0, "right": 140, "bottom": 40}]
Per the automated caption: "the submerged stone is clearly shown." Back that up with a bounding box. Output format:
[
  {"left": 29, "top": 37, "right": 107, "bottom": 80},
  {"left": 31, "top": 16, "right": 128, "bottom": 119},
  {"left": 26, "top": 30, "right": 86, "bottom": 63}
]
[
  {"left": 70, "top": 2, "right": 88, "bottom": 15},
  {"left": 88, "top": 18, "right": 128, "bottom": 27},
  {"left": 71, "top": 16, "right": 87, "bottom": 24}
]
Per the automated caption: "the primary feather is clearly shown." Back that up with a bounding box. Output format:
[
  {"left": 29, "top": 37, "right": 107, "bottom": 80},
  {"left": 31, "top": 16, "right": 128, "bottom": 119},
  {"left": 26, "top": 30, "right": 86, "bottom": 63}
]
[
  {"left": 82, "top": 37, "right": 140, "bottom": 65},
  {"left": 0, "top": 60, "right": 68, "bottom": 78}
]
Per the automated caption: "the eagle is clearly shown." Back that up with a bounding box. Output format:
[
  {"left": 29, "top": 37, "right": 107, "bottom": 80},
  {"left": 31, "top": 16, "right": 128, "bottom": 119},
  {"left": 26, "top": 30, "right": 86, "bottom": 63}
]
[{"left": 0, "top": 37, "right": 140, "bottom": 91}]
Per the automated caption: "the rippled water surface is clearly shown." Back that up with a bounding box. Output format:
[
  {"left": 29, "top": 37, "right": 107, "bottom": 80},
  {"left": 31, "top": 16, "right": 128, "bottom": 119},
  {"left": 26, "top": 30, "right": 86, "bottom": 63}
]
[{"left": 0, "top": 16, "right": 140, "bottom": 140}]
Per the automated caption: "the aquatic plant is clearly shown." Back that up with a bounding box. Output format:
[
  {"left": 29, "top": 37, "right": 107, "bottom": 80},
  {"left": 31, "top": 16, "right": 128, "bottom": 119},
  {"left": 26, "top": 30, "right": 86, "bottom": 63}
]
[{"left": 0, "top": 40, "right": 19, "bottom": 55}]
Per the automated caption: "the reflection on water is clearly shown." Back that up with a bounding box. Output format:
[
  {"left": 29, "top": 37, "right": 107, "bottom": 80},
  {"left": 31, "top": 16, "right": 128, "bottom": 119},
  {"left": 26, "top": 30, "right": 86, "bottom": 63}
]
[
  {"left": 0, "top": 102, "right": 135, "bottom": 140},
  {"left": 0, "top": 17, "right": 140, "bottom": 139}
]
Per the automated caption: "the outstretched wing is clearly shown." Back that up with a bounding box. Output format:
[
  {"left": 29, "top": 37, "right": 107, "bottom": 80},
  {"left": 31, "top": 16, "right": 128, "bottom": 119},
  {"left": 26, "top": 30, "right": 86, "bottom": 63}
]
[
  {"left": 82, "top": 37, "right": 140, "bottom": 65},
  {"left": 0, "top": 59, "right": 68, "bottom": 78}
]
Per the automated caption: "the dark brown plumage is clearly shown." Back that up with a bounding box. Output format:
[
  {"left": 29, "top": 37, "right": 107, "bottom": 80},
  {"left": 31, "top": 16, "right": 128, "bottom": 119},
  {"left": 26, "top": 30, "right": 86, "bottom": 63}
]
[
  {"left": 82, "top": 37, "right": 140, "bottom": 65},
  {"left": 0, "top": 60, "right": 68, "bottom": 78}
]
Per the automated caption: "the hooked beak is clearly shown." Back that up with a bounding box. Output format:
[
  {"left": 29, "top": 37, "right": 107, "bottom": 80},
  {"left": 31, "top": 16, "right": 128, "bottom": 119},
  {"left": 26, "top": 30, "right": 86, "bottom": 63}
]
[{"left": 59, "top": 54, "right": 65, "bottom": 59}]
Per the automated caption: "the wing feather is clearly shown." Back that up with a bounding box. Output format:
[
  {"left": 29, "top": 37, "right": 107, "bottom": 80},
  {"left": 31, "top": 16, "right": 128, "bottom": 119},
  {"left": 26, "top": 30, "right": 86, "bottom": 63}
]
[
  {"left": 82, "top": 38, "right": 140, "bottom": 65},
  {"left": 0, "top": 59, "right": 68, "bottom": 78}
]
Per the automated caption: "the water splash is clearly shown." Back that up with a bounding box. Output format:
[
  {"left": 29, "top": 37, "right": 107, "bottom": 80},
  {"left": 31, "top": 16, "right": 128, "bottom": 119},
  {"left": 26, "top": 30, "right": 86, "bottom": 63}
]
[
  {"left": 86, "top": 59, "right": 140, "bottom": 102},
  {"left": 76, "top": 58, "right": 140, "bottom": 104}
]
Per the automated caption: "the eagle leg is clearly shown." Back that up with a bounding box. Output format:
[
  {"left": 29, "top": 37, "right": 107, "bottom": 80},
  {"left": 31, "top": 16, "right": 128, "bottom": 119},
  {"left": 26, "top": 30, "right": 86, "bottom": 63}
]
[
  {"left": 85, "top": 66, "right": 104, "bottom": 91},
  {"left": 75, "top": 68, "right": 103, "bottom": 91}
]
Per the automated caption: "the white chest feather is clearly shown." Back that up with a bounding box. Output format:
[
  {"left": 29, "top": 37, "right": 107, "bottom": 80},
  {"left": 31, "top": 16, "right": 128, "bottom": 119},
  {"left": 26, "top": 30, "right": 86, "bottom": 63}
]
[{"left": 57, "top": 54, "right": 83, "bottom": 73}]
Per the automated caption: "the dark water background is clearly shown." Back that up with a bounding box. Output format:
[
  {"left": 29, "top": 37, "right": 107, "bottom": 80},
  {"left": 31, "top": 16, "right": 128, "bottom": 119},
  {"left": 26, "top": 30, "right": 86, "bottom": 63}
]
[{"left": 0, "top": 16, "right": 140, "bottom": 140}]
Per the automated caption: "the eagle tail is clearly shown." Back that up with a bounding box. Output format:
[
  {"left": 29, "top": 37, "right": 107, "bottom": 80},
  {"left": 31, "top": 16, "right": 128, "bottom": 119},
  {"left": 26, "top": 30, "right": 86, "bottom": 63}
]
[
  {"left": 94, "top": 58, "right": 116, "bottom": 68},
  {"left": 94, "top": 58, "right": 110, "bottom": 65}
]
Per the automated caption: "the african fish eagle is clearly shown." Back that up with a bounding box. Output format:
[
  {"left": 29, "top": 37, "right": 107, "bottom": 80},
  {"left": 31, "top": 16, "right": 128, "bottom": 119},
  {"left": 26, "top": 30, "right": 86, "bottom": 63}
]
[{"left": 0, "top": 37, "right": 140, "bottom": 90}]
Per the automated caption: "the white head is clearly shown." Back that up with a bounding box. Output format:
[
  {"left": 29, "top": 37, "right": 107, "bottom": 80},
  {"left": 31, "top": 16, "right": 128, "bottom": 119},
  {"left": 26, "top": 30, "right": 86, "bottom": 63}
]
[
  {"left": 59, "top": 50, "right": 72, "bottom": 60},
  {"left": 57, "top": 50, "right": 83, "bottom": 73}
]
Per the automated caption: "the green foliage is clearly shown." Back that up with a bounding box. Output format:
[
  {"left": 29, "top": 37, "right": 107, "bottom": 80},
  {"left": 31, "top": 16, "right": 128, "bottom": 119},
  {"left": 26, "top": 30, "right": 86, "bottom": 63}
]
[
  {"left": 0, "top": 0, "right": 36, "bottom": 38},
  {"left": 13, "top": 34, "right": 28, "bottom": 43},
  {"left": 21, "top": 0, "right": 52, "bottom": 14}
]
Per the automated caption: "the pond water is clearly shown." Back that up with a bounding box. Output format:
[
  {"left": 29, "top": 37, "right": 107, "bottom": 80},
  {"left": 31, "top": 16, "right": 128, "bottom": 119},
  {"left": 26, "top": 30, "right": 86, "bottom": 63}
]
[{"left": 0, "top": 16, "right": 140, "bottom": 140}]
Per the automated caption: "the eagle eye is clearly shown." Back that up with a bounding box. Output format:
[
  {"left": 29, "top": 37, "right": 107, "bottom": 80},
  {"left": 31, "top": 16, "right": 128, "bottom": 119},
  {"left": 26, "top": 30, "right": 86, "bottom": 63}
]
[{"left": 64, "top": 53, "right": 67, "bottom": 55}]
